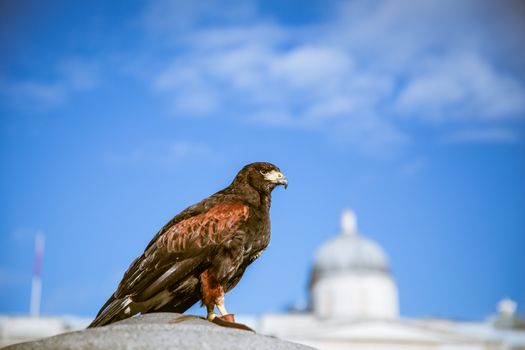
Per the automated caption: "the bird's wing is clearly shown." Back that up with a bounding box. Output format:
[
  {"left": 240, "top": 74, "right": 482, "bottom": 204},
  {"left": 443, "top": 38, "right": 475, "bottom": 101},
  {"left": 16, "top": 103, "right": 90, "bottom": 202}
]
[{"left": 113, "top": 201, "right": 250, "bottom": 300}]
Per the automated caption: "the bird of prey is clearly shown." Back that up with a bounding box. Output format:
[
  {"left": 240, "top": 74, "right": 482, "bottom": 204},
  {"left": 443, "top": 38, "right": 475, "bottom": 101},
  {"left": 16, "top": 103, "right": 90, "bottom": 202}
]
[{"left": 88, "top": 162, "right": 287, "bottom": 329}]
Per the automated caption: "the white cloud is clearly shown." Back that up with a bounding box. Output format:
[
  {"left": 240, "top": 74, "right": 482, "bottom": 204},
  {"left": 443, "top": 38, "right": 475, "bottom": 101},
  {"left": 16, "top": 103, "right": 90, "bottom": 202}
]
[
  {"left": 141, "top": 0, "right": 525, "bottom": 154},
  {"left": 4, "top": 1, "right": 521, "bottom": 152},
  {"left": 397, "top": 53, "right": 525, "bottom": 121},
  {"left": 268, "top": 46, "right": 353, "bottom": 89}
]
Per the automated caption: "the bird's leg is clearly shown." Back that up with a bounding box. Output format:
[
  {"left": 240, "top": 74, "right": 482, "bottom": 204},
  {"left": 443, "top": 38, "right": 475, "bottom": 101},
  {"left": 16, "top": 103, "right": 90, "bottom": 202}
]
[
  {"left": 200, "top": 270, "right": 222, "bottom": 321},
  {"left": 216, "top": 295, "right": 235, "bottom": 323},
  {"left": 217, "top": 301, "right": 228, "bottom": 317},
  {"left": 206, "top": 303, "right": 218, "bottom": 321}
]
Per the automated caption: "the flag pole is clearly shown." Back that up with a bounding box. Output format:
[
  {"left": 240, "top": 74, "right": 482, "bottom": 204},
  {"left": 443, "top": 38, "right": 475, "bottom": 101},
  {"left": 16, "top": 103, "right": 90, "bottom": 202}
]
[{"left": 30, "top": 231, "right": 44, "bottom": 317}]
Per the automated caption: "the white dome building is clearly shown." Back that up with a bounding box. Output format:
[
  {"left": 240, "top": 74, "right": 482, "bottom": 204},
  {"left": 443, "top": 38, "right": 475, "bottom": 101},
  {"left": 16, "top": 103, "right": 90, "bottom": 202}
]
[
  {"left": 310, "top": 210, "right": 399, "bottom": 319},
  {"left": 259, "top": 209, "right": 525, "bottom": 350}
]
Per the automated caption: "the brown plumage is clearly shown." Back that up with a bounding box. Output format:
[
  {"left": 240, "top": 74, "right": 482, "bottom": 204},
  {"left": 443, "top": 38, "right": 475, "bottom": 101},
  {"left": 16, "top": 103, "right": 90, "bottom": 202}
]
[{"left": 88, "top": 162, "right": 287, "bottom": 328}]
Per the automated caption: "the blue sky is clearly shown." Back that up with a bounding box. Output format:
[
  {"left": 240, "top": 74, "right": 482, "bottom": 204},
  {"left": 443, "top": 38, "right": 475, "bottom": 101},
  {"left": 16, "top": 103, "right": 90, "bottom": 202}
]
[{"left": 1, "top": 0, "right": 524, "bottom": 320}]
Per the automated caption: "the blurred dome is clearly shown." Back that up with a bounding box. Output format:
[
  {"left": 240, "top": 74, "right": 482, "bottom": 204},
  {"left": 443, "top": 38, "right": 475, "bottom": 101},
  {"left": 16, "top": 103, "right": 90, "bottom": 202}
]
[
  {"left": 309, "top": 209, "right": 399, "bottom": 319},
  {"left": 312, "top": 210, "right": 389, "bottom": 282}
]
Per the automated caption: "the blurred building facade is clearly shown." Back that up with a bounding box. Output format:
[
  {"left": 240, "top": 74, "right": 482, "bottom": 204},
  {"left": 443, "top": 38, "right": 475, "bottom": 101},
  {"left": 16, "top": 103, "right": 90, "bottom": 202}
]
[{"left": 259, "top": 210, "right": 525, "bottom": 350}]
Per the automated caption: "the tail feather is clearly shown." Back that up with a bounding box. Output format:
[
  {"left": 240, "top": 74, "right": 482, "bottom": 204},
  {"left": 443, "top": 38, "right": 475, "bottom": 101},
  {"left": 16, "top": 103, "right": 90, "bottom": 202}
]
[{"left": 88, "top": 296, "right": 133, "bottom": 328}]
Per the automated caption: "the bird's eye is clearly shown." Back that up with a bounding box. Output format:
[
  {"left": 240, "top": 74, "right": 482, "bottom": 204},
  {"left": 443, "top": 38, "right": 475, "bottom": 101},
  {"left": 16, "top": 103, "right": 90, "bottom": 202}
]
[{"left": 260, "top": 170, "right": 268, "bottom": 176}]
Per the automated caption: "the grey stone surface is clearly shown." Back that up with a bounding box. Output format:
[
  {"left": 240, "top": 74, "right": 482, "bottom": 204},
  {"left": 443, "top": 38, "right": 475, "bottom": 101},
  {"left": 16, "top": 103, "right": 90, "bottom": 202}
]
[{"left": 4, "top": 313, "right": 315, "bottom": 350}]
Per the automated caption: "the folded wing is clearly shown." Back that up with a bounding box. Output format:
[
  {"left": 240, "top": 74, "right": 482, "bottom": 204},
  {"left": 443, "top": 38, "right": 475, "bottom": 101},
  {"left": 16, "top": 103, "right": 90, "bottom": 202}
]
[{"left": 89, "top": 201, "right": 250, "bottom": 327}]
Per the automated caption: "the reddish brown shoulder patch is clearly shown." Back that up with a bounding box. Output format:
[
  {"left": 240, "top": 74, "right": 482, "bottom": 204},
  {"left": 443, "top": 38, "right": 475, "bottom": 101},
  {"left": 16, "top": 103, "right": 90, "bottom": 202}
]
[{"left": 162, "top": 202, "right": 249, "bottom": 252}]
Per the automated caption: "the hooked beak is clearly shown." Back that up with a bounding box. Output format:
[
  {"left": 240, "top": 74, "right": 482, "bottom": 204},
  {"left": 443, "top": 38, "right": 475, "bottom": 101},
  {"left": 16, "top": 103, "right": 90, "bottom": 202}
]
[
  {"left": 265, "top": 170, "right": 288, "bottom": 189},
  {"left": 277, "top": 175, "right": 288, "bottom": 189}
]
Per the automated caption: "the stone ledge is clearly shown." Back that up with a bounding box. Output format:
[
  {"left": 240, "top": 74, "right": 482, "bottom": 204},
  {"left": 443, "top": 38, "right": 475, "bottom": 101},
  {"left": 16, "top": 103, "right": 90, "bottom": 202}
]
[{"left": 4, "top": 313, "right": 315, "bottom": 350}]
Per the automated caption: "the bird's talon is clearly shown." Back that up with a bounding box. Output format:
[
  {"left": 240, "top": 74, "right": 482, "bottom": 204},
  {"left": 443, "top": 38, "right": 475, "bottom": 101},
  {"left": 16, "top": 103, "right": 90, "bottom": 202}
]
[
  {"left": 210, "top": 316, "right": 255, "bottom": 332},
  {"left": 207, "top": 312, "right": 218, "bottom": 321},
  {"left": 220, "top": 313, "right": 235, "bottom": 322}
]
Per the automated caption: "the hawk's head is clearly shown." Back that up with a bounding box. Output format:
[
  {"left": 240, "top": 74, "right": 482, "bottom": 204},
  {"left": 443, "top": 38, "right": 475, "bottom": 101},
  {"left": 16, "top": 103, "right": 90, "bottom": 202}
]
[{"left": 235, "top": 162, "right": 288, "bottom": 193}]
